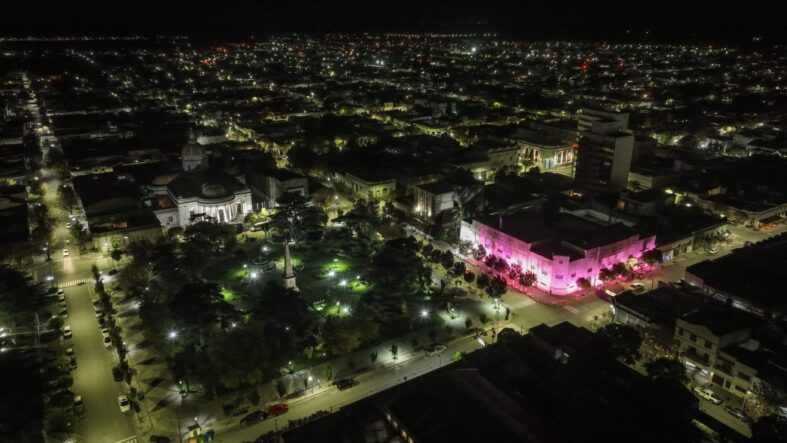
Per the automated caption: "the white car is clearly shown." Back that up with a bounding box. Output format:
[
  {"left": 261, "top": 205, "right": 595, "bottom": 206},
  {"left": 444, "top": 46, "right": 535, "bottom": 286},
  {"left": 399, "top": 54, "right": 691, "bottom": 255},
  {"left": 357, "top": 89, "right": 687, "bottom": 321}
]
[
  {"left": 693, "top": 386, "right": 723, "bottom": 404},
  {"left": 708, "top": 248, "right": 718, "bottom": 255},
  {"left": 62, "top": 249, "right": 70, "bottom": 257},
  {"left": 425, "top": 344, "right": 448, "bottom": 356},
  {"left": 62, "top": 325, "right": 72, "bottom": 339},
  {"left": 118, "top": 395, "right": 130, "bottom": 412}
]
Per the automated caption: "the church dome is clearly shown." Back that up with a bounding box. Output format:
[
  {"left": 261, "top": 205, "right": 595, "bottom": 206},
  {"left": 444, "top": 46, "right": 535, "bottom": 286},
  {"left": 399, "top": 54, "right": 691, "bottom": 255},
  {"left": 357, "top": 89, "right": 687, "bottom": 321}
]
[{"left": 201, "top": 182, "right": 228, "bottom": 198}]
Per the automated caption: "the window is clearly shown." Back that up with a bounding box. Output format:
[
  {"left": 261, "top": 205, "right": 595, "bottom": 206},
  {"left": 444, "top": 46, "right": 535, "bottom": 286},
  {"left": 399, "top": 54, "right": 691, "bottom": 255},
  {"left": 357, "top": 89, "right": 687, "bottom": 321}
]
[
  {"left": 555, "top": 275, "right": 563, "bottom": 280},
  {"left": 704, "top": 340, "right": 712, "bottom": 349},
  {"left": 690, "top": 333, "right": 698, "bottom": 343},
  {"left": 677, "top": 328, "right": 684, "bottom": 337},
  {"left": 734, "top": 385, "right": 747, "bottom": 393},
  {"left": 587, "top": 268, "right": 593, "bottom": 273},
  {"left": 738, "top": 372, "right": 751, "bottom": 382}
]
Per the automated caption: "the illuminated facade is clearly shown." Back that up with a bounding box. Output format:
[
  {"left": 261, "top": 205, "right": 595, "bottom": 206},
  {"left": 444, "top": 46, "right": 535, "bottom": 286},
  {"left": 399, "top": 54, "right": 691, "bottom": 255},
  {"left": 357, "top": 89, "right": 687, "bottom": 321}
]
[{"left": 460, "top": 212, "right": 655, "bottom": 295}]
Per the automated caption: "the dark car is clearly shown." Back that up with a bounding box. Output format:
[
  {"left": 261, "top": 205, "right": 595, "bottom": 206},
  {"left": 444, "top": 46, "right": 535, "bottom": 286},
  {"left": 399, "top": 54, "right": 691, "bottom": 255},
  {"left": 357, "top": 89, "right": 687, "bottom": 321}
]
[
  {"left": 149, "top": 436, "right": 171, "bottom": 443},
  {"left": 724, "top": 406, "right": 752, "bottom": 423},
  {"left": 240, "top": 410, "right": 266, "bottom": 427},
  {"left": 334, "top": 378, "right": 360, "bottom": 391}
]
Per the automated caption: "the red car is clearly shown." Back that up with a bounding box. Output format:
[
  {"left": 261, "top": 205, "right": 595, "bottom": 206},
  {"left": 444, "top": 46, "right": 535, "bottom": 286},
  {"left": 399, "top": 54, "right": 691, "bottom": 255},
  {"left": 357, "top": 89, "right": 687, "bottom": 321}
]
[{"left": 266, "top": 403, "right": 289, "bottom": 418}]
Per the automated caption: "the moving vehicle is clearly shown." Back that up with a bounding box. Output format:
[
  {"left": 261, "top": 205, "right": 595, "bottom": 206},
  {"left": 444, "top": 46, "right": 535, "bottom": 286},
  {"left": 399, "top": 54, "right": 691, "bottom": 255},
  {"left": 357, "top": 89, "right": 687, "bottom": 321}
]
[
  {"left": 118, "top": 395, "right": 131, "bottom": 412},
  {"left": 334, "top": 378, "right": 359, "bottom": 391},
  {"left": 724, "top": 406, "right": 752, "bottom": 423},
  {"left": 425, "top": 344, "right": 448, "bottom": 356},
  {"left": 266, "top": 403, "right": 289, "bottom": 418},
  {"left": 240, "top": 410, "right": 266, "bottom": 427},
  {"left": 693, "top": 386, "right": 723, "bottom": 404}
]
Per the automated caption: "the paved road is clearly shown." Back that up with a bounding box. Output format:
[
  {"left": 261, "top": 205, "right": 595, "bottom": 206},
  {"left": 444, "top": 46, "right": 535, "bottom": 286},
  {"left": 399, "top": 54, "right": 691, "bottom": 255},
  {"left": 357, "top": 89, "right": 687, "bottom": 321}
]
[{"left": 65, "top": 283, "right": 136, "bottom": 443}]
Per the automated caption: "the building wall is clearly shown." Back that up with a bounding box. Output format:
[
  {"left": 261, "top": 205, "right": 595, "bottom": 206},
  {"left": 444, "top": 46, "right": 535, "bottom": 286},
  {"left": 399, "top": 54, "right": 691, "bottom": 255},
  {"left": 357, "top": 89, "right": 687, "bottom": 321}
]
[
  {"left": 460, "top": 219, "right": 654, "bottom": 295},
  {"left": 174, "top": 191, "right": 253, "bottom": 226},
  {"left": 674, "top": 320, "right": 752, "bottom": 397},
  {"left": 91, "top": 224, "right": 162, "bottom": 252},
  {"left": 335, "top": 172, "right": 396, "bottom": 201},
  {"left": 413, "top": 188, "right": 453, "bottom": 218}
]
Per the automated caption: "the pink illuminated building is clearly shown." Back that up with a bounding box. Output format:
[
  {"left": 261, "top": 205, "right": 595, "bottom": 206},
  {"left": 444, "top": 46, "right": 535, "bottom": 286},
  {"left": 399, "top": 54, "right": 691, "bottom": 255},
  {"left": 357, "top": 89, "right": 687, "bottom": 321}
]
[{"left": 460, "top": 211, "right": 656, "bottom": 295}]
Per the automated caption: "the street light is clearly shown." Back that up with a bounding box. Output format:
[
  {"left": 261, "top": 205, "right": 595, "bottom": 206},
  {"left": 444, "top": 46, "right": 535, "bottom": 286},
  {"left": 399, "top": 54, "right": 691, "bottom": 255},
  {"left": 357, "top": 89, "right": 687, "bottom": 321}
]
[
  {"left": 168, "top": 330, "right": 178, "bottom": 341},
  {"left": 420, "top": 309, "right": 429, "bottom": 318}
]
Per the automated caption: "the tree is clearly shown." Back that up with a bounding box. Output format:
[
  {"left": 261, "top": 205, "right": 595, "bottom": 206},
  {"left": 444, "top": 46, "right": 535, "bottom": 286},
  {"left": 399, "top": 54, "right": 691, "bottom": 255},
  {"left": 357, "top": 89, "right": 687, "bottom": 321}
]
[
  {"left": 486, "top": 276, "right": 507, "bottom": 300},
  {"left": 389, "top": 344, "right": 398, "bottom": 365},
  {"left": 599, "top": 323, "right": 642, "bottom": 364},
  {"left": 642, "top": 249, "right": 663, "bottom": 266},
  {"left": 611, "top": 262, "right": 630, "bottom": 278},
  {"left": 110, "top": 249, "right": 123, "bottom": 269},
  {"left": 463, "top": 271, "right": 475, "bottom": 284},
  {"left": 472, "top": 244, "right": 486, "bottom": 261},
  {"left": 599, "top": 267, "right": 616, "bottom": 284},
  {"left": 752, "top": 415, "right": 787, "bottom": 443},
  {"left": 476, "top": 273, "right": 490, "bottom": 290},
  {"left": 753, "top": 380, "right": 787, "bottom": 416},
  {"left": 451, "top": 261, "right": 466, "bottom": 276},
  {"left": 518, "top": 271, "right": 537, "bottom": 293},
  {"left": 458, "top": 240, "right": 474, "bottom": 257},
  {"left": 576, "top": 277, "right": 592, "bottom": 293},
  {"left": 320, "top": 317, "right": 363, "bottom": 356},
  {"left": 369, "top": 350, "right": 378, "bottom": 364},
  {"left": 368, "top": 237, "right": 431, "bottom": 299},
  {"left": 644, "top": 358, "right": 688, "bottom": 384},
  {"left": 206, "top": 325, "right": 272, "bottom": 388},
  {"left": 0, "top": 266, "right": 48, "bottom": 322}
]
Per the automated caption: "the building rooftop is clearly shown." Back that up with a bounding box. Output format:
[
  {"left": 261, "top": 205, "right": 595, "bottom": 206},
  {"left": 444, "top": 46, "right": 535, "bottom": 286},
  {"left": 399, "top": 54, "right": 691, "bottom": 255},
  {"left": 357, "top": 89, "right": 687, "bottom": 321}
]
[
  {"left": 474, "top": 210, "right": 638, "bottom": 251},
  {"left": 686, "top": 233, "right": 787, "bottom": 313}
]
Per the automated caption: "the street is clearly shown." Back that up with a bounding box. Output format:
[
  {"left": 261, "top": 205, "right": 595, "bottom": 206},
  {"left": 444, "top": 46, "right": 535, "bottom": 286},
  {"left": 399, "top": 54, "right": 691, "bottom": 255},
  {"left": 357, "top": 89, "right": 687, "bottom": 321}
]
[{"left": 65, "top": 283, "right": 136, "bottom": 442}]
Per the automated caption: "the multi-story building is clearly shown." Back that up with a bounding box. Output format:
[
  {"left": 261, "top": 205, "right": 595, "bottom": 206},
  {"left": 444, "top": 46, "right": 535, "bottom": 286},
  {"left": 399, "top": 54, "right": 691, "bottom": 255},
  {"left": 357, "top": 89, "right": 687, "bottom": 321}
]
[
  {"left": 333, "top": 170, "right": 396, "bottom": 201},
  {"left": 575, "top": 108, "right": 634, "bottom": 191},
  {"left": 673, "top": 306, "right": 787, "bottom": 401},
  {"left": 460, "top": 211, "right": 655, "bottom": 295}
]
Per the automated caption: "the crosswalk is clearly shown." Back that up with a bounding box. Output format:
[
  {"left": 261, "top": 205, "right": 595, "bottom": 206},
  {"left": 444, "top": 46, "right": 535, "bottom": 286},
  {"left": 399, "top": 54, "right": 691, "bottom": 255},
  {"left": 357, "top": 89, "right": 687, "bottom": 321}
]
[
  {"left": 58, "top": 278, "right": 92, "bottom": 288},
  {"left": 563, "top": 305, "right": 581, "bottom": 314},
  {"left": 113, "top": 436, "right": 138, "bottom": 443}
]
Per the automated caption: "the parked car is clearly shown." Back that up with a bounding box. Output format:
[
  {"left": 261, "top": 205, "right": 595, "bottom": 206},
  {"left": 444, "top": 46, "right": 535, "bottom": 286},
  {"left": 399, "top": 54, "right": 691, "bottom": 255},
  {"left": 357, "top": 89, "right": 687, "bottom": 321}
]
[
  {"left": 65, "top": 348, "right": 74, "bottom": 357},
  {"left": 118, "top": 395, "right": 131, "bottom": 412},
  {"left": 425, "top": 344, "right": 448, "bottom": 356},
  {"left": 240, "top": 410, "right": 266, "bottom": 427},
  {"left": 630, "top": 283, "right": 646, "bottom": 293},
  {"left": 95, "top": 310, "right": 104, "bottom": 319},
  {"left": 693, "top": 386, "right": 723, "bottom": 404},
  {"left": 266, "top": 403, "right": 289, "bottom": 417},
  {"left": 724, "top": 406, "right": 752, "bottom": 423},
  {"left": 62, "top": 325, "right": 72, "bottom": 339},
  {"left": 334, "top": 378, "right": 359, "bottom": 391},
  {"left": 149, "top": 436, "right": 171, "bottom": 443},
  {"left": 708, "top": 248, "right": 718, "bottom": 255},
  {"left": 103, "top": 334, "right": 112, "bottom": 348},
  {"left": 74, "top": 395, "right": 84, "bottom": 414}
]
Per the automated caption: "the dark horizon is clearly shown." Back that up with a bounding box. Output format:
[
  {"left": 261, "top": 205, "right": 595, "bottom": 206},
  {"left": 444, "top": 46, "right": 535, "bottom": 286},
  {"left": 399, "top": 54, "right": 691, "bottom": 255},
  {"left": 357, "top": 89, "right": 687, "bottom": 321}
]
[{"left": 1, "top": 0, "right": 785, "bottom": 44}]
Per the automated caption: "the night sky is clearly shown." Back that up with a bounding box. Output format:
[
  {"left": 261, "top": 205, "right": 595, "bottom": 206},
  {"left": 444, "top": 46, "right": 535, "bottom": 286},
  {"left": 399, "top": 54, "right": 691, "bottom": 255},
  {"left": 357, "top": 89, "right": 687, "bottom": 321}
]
[{"left": 1, "top": 0, "right": 785, "bottom": 43}]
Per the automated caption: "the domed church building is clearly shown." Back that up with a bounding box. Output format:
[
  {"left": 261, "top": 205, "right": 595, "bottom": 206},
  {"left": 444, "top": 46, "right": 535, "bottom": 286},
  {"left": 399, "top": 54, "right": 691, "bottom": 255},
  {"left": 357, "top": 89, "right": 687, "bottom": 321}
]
[{"left": 146, "top": 131, "right": 252, "bottom": 228}]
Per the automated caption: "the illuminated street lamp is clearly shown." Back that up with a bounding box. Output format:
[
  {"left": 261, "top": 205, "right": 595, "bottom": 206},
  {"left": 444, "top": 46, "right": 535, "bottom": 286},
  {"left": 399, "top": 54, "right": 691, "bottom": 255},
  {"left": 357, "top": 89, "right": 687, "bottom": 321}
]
[
  {"left": 167, "top": 330, "right": 178, "bottom": 341},
  {"left": 420, "top": 309, "right": 429, "bottom": 318}
]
